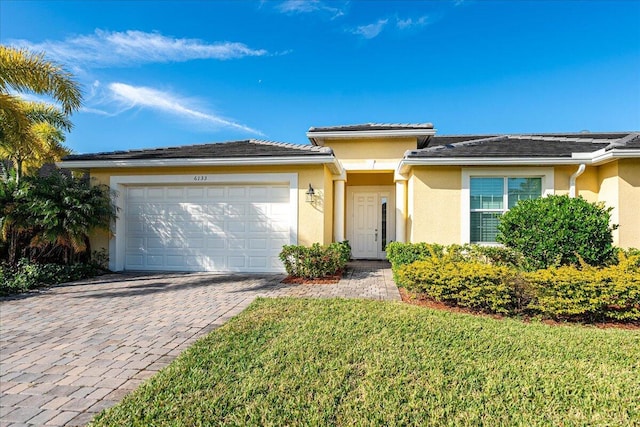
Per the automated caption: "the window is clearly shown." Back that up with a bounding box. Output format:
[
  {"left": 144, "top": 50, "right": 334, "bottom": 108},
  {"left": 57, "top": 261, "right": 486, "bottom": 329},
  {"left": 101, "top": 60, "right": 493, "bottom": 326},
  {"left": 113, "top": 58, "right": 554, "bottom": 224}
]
[{"left": 470, "top": 177, "right": 542, "bottom": 243}]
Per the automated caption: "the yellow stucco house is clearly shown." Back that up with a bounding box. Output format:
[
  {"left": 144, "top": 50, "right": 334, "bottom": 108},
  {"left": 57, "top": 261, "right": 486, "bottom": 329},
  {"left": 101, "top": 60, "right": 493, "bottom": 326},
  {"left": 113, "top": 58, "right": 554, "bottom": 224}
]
[{"left": 58, "top": 123, "right": 640, "bottom": 273}]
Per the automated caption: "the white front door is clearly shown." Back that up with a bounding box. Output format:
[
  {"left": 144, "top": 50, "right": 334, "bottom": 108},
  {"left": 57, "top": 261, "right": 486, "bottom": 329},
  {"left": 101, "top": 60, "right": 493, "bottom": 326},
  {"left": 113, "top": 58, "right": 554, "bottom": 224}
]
[{"left": 348, "top": 188, "right": 394, "bottom": 259}]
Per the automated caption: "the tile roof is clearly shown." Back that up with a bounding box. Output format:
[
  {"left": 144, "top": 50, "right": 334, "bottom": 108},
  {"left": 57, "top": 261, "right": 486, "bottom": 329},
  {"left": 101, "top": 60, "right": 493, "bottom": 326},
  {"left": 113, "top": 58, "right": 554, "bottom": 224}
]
[
  {"left": 63, "top": 139, "right": 333, "bottom": 161},
  {"left": 409, "top": 132, "right": 639, "bottom": 158},
  {"left": 308, "top": 122, "right": 434, "bottom": 132}
]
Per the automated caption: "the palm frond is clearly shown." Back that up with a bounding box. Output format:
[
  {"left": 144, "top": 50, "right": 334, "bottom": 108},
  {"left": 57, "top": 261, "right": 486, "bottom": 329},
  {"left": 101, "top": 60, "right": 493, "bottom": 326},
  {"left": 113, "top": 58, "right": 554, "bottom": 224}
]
[{"left": 0, "top": 45, "right": 83, "bottom": 114}]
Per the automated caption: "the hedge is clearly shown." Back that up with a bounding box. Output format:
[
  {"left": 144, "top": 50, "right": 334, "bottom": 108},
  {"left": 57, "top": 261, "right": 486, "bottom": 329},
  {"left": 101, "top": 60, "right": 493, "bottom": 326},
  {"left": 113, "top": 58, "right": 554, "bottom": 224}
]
[
  {"left": 397, "top": 257, "right": 522, "bottom": 314},
  {"left": 393, "top": 243, "right": 640, "bottom": 322},
  {"left": 279, "top": 241, "right": 351, "bottom": 279},
  {"left": 0, "top": 260, "right": 101, "bottom": 295}
]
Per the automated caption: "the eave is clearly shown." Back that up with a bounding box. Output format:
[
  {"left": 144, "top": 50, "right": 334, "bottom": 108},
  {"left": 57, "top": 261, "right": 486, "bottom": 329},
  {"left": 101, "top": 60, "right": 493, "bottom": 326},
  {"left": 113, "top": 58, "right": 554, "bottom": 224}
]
[
  {"left": 396, "top": 148, "right": 640, "bottom": 176},
  {"left": 307, "top": 129, "right": 436, "bottom": 146},
  {"left": 57, "top": 155, "right": 345, "bottom": 176}
]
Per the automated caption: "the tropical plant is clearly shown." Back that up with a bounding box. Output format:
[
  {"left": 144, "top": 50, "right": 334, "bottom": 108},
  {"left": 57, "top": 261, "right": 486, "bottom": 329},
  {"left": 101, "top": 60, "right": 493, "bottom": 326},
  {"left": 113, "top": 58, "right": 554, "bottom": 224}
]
[
  {"left": 0, "top": 45, "right": 81, "bottom": 180},
  {"left": 0, "top": 171, "right": 116, "bottom": 265}
]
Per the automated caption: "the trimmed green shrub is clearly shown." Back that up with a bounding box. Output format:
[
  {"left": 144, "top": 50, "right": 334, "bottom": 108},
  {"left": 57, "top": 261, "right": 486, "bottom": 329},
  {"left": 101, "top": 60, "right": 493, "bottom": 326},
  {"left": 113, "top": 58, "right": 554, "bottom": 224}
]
[
  {"left": 0, "top": 260, "right": 100, "bottom": 295},
  {"left": 279, "top": 241, "right": 350, "bottom": 279},
  {"left": 397, "top": 256, "right": 523, "bottom": 314},
  {"left": 525, "top": 253, "right": 640, "bottom": 321},
  {"left": 386, "top": 242, "right": 446, "bottom": 269},
  {"left": 497, "top": 195, "right": 617, "bottom": 269}
]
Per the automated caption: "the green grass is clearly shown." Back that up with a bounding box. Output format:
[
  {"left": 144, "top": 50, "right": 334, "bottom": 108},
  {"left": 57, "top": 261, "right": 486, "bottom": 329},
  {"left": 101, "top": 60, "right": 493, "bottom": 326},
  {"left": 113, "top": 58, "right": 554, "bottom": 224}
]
[{"left": 90, "top": 298, "right": 640, "bottom": 427}]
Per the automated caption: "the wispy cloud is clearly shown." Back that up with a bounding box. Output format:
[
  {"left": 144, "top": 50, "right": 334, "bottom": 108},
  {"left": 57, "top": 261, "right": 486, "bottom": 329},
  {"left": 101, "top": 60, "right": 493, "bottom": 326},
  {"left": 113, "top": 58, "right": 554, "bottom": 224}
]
[
  {"left": 350, "top": 19, "right": 389, "bottom": 39},
  {"left": 9, "top": 30, "right": 268, "bottom": 68},
  {"left": 396, "top": 15, "right": 431, "bottom": 30},
  {"left": 277, "top": 0, "right": 345, "bottom": 18},
  {"left": 100, "top": 83, "right": 262, "bottom": 135}
]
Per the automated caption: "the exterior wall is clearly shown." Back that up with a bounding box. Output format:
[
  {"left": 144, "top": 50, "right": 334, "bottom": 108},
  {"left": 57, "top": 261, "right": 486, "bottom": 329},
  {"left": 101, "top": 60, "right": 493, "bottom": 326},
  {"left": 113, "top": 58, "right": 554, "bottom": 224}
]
[
  {"left": 554, "top": 165, "right": 599, "bottom": 203},
  {"left": 321, "top": 137, "right": 416, "bottom": 170},
  {"left": 88, "top": 164, "right": 330, "bottom": 257},
  {"left": 346, "top": 172, "right": 394, "bottom": 186},
  {"left": 598, "top": 162, "right": 620, "bottom": 246},
  {"left": 616, "top": 159, "right": 640, "bottom": 249},
  {"left": 408, "top": 166, "right": 461, "bottom": 244}
]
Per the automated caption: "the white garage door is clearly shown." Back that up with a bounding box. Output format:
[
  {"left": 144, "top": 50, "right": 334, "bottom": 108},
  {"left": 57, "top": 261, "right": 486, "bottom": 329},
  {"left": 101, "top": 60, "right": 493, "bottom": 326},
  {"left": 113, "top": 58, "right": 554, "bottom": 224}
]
[{"left": 124, "top": 184, "right": 291, "bottom": 272}]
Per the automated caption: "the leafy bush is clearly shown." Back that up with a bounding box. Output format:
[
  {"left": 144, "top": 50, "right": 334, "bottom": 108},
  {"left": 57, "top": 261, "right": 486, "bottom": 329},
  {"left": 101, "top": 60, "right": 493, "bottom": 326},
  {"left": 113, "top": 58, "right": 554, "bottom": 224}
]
[
  {"left": 386, "top": 242, "right": 446, "bottom": 268},
  {"left": 0, "top": 260, "right": 100, "bottom": 295},
  {"left": 397, "top": 256, "right": 522, "bottom": 314},
  {"left": 279, "top": 241, "right": 350, "bottom": 279},
  {"left": 1, "top": 171, "right": 116, "bottom": 266},
  {"left": 525, "top": 253, "right": 640, "bottom": 321},
  {"left": 497, "top": 195, "right": 617, "bottom": 269}
]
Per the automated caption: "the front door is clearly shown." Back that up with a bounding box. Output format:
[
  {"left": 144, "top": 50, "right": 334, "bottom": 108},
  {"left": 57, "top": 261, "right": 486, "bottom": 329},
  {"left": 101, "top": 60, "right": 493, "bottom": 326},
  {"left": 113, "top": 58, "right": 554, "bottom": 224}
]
[{"left": 349, "top": 188, "right": 393, "bottom": 259}]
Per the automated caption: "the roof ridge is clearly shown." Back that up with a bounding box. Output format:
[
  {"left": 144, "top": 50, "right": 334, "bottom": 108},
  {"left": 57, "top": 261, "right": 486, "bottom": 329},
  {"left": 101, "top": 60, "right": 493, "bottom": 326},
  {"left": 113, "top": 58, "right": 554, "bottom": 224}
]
[
  {"left": 422, "top": 135, "right": 508, "bottom": 152},
  {"left": 605, "top": 132, "right": 640, "bottom": 150},
  {"left": 308, "top": 122, "right": 434, "bottom": 131},
  {"left": 250, "top": 139, "right": 332, "bottom": 153},
  {"left": 509, "top": 135, "right": 614, "bottom": 143}
]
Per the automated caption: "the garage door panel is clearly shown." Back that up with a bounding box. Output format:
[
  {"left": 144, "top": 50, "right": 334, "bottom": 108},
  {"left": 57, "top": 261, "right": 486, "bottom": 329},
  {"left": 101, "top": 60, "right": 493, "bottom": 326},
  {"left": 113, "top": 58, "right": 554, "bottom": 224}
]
[{"left": 124, "top": 184, "right": 290, "bottom": 272}]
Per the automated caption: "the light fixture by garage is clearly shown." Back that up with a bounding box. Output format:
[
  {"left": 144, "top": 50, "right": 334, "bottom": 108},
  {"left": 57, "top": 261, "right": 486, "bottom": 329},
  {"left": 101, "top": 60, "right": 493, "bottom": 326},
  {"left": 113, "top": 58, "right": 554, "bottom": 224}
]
[{"left": 305, "top": 183, "right": 315, "bottom": 203}]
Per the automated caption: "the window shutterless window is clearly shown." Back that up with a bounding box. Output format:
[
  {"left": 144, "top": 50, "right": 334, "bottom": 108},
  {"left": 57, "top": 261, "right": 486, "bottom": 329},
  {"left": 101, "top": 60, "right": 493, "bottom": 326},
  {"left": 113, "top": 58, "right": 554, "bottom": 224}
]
[{"left": 470, "top": 177, "right": 542, "bottom": 243}]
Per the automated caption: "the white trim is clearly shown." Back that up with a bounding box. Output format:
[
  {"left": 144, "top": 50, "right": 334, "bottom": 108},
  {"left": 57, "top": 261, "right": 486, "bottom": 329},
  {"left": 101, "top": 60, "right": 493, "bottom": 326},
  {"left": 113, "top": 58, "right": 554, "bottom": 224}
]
[
  {"left": 340, "top": 160, "right": 400, "bottom": 171},
  {"left": 460, "top": 168, "right": 554, "bottom": 244},
  {"left": 58, "top": 155, "right": 344, "bottom": 175},
  {"left": 569, "top": 164, "right": 586, "bottom": 198},
  {"left": 592, "top": 149, "right": 640, "bottom": 164},
  {"left": 395, "top": 180, "right": 407, "bottom": 243},
  {"left": 346, "top": 186, "right": 395, "bottom": 259},
  {"left": 307, "top": 128, "right": 436, "bottom": 145},
  {"left": 397, "top": 149, "right": 640, "bottom": 174},
  {"left": 108, "top": 173, "right": 298, "bottom": 271},
  {"left": 333, "top": 180, "right": 346, "bottom": 242}
]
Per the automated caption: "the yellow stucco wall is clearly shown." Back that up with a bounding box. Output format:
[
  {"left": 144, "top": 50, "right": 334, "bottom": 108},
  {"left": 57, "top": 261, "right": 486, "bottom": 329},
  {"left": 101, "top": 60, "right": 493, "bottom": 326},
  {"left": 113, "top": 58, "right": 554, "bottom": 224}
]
[
  {"left": 554, "top": 165, "right": 599, "bottom": 203},
  {"left": 87, "top": 164, "right": 331, "bottom": 255},
  {"left": 408, "top": 166, "right": 461, "bottom": 244},
  {"left": 346, "top": 172, "right": 394, "bottom": 186},
  {"left": 598, "top": 162, "right": 620, "bottom": 246},
  {"left": 617, "top": 159, "right": 640, "bottom": 249},
  {"left": 321, "top": 137, "right": 416, "bottom": 164}
]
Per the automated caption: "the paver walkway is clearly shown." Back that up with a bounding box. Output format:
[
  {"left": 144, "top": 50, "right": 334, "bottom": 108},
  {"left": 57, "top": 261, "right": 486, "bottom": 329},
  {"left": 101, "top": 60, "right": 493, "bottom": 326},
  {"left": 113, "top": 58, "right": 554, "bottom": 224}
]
[{"left": 0, "top": 261, "right": 399, "bottom": 426}]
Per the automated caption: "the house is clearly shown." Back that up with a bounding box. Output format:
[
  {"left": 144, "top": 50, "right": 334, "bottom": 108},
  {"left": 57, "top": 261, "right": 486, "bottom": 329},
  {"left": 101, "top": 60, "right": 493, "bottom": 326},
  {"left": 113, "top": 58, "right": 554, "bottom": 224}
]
[{"left": 58, "top": 124, "right": 640, "bottom": 273}]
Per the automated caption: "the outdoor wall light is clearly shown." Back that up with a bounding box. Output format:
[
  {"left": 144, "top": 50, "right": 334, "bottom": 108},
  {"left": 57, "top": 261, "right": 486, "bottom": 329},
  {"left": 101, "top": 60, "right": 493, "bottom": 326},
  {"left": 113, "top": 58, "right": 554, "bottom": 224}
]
[{"left": 305, "top": 183, "right": 315, "bottom": 203}]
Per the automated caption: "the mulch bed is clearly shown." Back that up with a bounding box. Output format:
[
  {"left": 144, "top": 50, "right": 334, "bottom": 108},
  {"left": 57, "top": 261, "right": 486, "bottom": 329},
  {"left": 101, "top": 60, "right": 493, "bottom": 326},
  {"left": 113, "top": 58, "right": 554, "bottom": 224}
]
[
  {"left": 281, "top": 269, "right": 344, "bottom": 285},
  {"left": 399, "top": 288, "right": 639, "bottom": 330}
]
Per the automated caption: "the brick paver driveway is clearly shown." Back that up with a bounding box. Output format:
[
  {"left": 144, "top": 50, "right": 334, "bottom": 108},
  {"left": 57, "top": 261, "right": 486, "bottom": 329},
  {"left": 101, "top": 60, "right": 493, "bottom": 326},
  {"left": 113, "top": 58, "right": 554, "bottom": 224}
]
[{"left": 0, "top": 261, "right": 399, "bottom": 426}]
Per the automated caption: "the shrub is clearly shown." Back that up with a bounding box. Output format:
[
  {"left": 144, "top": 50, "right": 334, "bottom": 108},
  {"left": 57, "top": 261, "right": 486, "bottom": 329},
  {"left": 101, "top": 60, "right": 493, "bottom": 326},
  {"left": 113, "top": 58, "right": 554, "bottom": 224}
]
[
  {"left": 386, "top": 242, "right": 446, "bottom": 268},
  {"left": 397, "top": 256, "right": 523, "bottom": 314},
  {"left": 497, "top": 195, "right": 617, "bottom": 269},
  {"left": 279, "top": 241, "right": 350, "bottom": 279},
  {"left": 0, "top": 260, "right": 100, "bottom": 295},
  {"left": 525, "top": 253, "right": 640, "bottom": 321}
]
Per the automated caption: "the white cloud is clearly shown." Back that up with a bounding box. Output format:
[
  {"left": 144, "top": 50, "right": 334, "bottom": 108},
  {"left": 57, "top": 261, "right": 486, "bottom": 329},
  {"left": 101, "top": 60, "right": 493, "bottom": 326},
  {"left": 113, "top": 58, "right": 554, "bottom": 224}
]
[
  {"left": 350, "top": 19, "right": 389, "bottom": 39},
  {"left": 396, "top": 15, "right": 431, "bottom": 30},
  {"left": 9, "top": 30, "right": 268, "bottom": 68},
  {"left": 277, "top": 0, "right": 344, "bottom": 18},
  {"left": 104, "top": 83, "right": 263, "bottom": 135}
]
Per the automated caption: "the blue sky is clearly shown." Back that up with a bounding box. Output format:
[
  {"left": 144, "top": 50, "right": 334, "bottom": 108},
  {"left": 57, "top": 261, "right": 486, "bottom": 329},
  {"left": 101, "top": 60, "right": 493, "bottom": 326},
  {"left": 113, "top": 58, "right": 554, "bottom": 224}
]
[{"left": 1, "top": 0, "right": 639, "bottom": 154}]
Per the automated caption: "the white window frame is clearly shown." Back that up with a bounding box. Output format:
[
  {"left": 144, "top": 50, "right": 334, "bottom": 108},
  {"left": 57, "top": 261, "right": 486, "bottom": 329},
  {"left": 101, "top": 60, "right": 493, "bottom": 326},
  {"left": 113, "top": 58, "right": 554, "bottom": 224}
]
[{"left": 461, "top": 168, "right": 554, "bottom": 244}]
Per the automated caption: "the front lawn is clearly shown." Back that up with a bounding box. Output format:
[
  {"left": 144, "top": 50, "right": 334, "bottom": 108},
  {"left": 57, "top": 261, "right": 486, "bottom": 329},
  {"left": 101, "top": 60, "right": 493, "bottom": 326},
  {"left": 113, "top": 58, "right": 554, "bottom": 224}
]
[{"left": 91, "top": 298, "right": 640, "bottom": 426}]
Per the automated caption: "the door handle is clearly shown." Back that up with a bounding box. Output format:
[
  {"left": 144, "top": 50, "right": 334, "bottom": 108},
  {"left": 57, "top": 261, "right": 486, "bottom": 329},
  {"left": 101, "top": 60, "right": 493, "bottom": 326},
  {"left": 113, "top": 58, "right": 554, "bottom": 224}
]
[{"left": 374, "top": 229, "right": 378, "bottom": 242}]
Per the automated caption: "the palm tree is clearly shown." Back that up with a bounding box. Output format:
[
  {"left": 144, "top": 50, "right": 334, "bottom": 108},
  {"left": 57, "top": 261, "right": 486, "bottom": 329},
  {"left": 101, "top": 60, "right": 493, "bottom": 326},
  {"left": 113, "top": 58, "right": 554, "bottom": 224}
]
[
  {"left": 0, "top": 100, "right": 73, "bottom": 179},
  {"left": 0, "top": 46, "right": 82, "bottom": 113},
  {"left": 0, "top": 45, "right": 82, "bottom": 180}
]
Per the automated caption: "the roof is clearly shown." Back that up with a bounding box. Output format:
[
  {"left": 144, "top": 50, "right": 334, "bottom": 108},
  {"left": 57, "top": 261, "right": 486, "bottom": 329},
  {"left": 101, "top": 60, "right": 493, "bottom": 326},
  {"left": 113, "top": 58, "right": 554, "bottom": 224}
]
[
  {"left": 308, "top": 122, "right": 434, "bottom": 132},
  {"left": 63, "top": 139, "right": 332, "bottom": 161},
  {"left": 307, "top": 122, "right": 436, "bottom": 146},
  {"left": 408, "top": 132, "right": 640, "bottom": 159}
]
